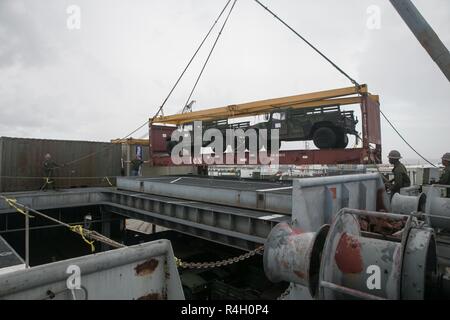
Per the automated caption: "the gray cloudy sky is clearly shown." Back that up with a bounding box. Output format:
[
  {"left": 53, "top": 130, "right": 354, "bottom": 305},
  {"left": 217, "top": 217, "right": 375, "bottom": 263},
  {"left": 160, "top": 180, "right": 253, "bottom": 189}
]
[{"left": 0, "top": 0, "right": 449, "bottom": 163}]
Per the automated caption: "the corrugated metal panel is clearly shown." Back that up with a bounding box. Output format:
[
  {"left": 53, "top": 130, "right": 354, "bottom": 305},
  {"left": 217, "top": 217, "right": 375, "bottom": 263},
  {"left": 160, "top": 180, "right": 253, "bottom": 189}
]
[
  {"left": 150, "top": 125, "right": 176, "bottom": 152},
  {"left": 0, "top": 137, "right": 122, "bottom": 192}
]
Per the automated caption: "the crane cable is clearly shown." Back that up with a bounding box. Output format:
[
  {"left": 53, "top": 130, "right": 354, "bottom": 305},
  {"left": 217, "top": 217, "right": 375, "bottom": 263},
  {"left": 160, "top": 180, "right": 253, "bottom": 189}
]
[
  {"left": 380, "top": 110, "right": 437, "bottom": 167},
  {"left": 60, "top": 0, "right": 234, "bottom": 167},
  {"left": 255, "top": 0, "right": 436, "bottom": 167},
  {"left": 151, "top": 0, "right": 234, "bottom": 122},
  {"left": 253, "top": 0, "right": 360, "bottom": 87},
  {"left": 182, "top": 0, "right": 239, "bottom": 112}
]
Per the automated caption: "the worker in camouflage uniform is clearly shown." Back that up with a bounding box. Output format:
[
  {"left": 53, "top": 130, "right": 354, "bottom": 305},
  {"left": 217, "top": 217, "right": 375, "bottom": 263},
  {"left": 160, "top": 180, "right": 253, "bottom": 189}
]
[
  {"left": 439, "top": 152, "right": 450, "bottom": 185},
  {"left": 387, "top": 150, "right": 410, "bottom": 198},
  {"left": 439, "top": 153, "right": 450, "bottom": 198},
  {"left": 42, "top": 153, "right": 62, "bottom": 190}
]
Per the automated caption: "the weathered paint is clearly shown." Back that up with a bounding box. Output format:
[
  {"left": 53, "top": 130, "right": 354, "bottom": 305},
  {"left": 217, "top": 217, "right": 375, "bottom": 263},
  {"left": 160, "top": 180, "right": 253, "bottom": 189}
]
[
  {"left": 318, "top": 208, "right": 439, "bottom": 300},
  {"left": 137, "top": 293, "right": 162, "bottom": 300},
  {"left": 135, "top": 258, "right": 160, "bottom": 276},
  {"left": 0, "top": 240, "right": 184, "bottom": 300},
  {"left": 263, "top": 222, "right": 329, "bottom": 297},
  {"left": 334, "top": 233, "right": 363, "bottom": 274}
]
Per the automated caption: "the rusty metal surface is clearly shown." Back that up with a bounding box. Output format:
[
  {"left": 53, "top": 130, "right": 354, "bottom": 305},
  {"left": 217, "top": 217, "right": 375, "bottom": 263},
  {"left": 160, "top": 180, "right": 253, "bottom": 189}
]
[
  {"left": 292, "top": 173, "right": 390, "bottom": 232},
  {"left": 317, "top": 208, "right": 438, "bottom": 300},
  {"left": 0, "top": 137, "right": 122, "bottom": 192},
  {"left": 363, "top": 95, "right": 382, "bottom": 146},
  {"left": 148, "top": 95, "right": 382, "bottom": 166},
  {"left": 150, "top": 125, "right": 177, "bottom": 153},
  {"left": 0, "top": 239, "right": 184, "bottom": 300},
  {"left": 319, "top": 211, "right": 403, "bottom": 300},
  {"left": 150, "top": 148, "right": 375, "bottom": 167},
  {"left": 135, "top": 258, "right": 159, "bottom": 276},
  {"left": 264, "top": 223, "right": 329, "bottom": 297}
]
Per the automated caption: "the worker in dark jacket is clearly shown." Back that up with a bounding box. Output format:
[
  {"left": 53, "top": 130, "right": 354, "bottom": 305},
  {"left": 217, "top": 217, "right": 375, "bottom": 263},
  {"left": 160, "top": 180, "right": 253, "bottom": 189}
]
[
  {"left": 42, "top": 153, "right": 62, "bottom": 190},
  {"left": 439, "top": 152, "right": 450, "bottom": 185},
  {"left": 130, "top": 156, "right": 144, "bottom": 176},
  {"left": 387, "top": 150, "right": 410, "bottom": 198}
]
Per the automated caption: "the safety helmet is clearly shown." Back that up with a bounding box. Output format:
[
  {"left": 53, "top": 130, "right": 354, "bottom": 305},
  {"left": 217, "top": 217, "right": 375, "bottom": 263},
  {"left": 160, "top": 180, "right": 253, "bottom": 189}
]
[
  {"left": 442, "top": 152, "right": 450, "bottom": 162},
  {"left": 388, "top": 150, "right": 402, "bottom": 159}
]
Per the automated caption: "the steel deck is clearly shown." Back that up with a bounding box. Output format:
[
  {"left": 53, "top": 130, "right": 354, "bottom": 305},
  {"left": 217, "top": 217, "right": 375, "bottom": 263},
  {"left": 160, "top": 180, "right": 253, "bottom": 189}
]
[{"left": 0, "top": 186, "right": 290, "bottom": 250}]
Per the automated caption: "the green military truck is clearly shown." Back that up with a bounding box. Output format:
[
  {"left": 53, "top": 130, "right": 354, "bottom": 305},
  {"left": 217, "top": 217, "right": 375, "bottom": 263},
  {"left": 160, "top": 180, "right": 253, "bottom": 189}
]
[{"left": 167, "top": 105, "right": 359, "bottom": 153}]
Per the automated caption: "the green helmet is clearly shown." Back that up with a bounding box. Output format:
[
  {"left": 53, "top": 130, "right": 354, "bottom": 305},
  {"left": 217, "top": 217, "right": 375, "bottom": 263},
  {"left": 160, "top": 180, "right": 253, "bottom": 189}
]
[
  {"left": 388, "top": 150, "right": 402, "bottom": 159},
  {"left": 442, "top": 153, "right": 450, "bottom": 162}
]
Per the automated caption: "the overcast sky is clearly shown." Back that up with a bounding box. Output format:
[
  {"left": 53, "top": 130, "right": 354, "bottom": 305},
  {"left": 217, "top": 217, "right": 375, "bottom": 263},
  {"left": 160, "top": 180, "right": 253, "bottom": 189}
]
[{"left": 0, "top": 0, "right": 449, "bottom": 163}]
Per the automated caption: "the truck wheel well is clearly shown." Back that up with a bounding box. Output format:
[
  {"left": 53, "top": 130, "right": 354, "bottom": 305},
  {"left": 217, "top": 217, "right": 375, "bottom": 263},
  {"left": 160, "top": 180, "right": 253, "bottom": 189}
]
[{"left": 311, "top": 122, "right": 337, "bottom": 134}]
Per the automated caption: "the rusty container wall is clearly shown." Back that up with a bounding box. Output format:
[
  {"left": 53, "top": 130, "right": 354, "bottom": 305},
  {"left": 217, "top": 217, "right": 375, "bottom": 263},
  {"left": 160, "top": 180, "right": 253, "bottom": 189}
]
[
  {"left": 150, "top": 125, "right": 177, "bottom": 153},
  {"left": 0, "top": 137, "right": 122, "bottom": 192}
]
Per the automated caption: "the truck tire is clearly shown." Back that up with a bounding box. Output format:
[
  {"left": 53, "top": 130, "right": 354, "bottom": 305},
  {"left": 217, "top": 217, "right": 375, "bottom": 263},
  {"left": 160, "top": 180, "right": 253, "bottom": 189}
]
[
  {"left": 336, "top": 133, "right": 349, "bottom": 148},
  {"left": 313, "top": 126, "right": 337, "bottom": 149}
]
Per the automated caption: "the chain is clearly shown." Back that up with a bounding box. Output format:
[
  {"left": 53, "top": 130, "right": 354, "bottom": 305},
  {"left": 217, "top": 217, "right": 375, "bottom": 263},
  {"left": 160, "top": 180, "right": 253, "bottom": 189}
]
[
  {"left": 277, "top": 283, "right": 292, "bottom": 300},
  {"left": 175, "top": 246, "right": 264, "bottom": 269}
]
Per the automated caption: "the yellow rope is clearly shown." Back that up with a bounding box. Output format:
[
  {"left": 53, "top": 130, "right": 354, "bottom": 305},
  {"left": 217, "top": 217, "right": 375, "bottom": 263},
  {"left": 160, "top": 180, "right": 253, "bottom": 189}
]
[
  {"left": 69, "top": 225, "right": 96, "bottom": 253},
  {"left": 1, "top": 196, "right": 104, "bottom": 254},
  {"left": 3, "top": 197, "right": 34, "bottom": 218},
  {"left": 104, "top": 176, "right": 113, "bottom": 187}
]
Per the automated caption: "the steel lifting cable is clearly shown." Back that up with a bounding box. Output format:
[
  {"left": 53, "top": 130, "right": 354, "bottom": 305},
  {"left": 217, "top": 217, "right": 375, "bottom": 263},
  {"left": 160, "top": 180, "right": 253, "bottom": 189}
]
[
  {"left": 60, "top": 0, "right": 233, "bottom": 168},
  {"left": 380, "top": 110, "right": 437, "bottom": 167},
  {"left": 253, "top": 0, "right": 360, "bottom": 87},
  {"left": 182, "top": 0, "right": 239, "bottom": 111},
  {"left": 254, "top": 0, "right": 438, "bottom": 167},
  {"left": 152, "top": 0, "right": 234, "bottom": 122}
]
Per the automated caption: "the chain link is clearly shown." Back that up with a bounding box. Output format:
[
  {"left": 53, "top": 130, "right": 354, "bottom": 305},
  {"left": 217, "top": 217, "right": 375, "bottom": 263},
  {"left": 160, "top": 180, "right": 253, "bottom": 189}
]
[
  {"left": 175, "top": 246, "right": 264, "bottom": 269},
  {"left": 277, "top": 283, "right": 292, "bottom": 300}
]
